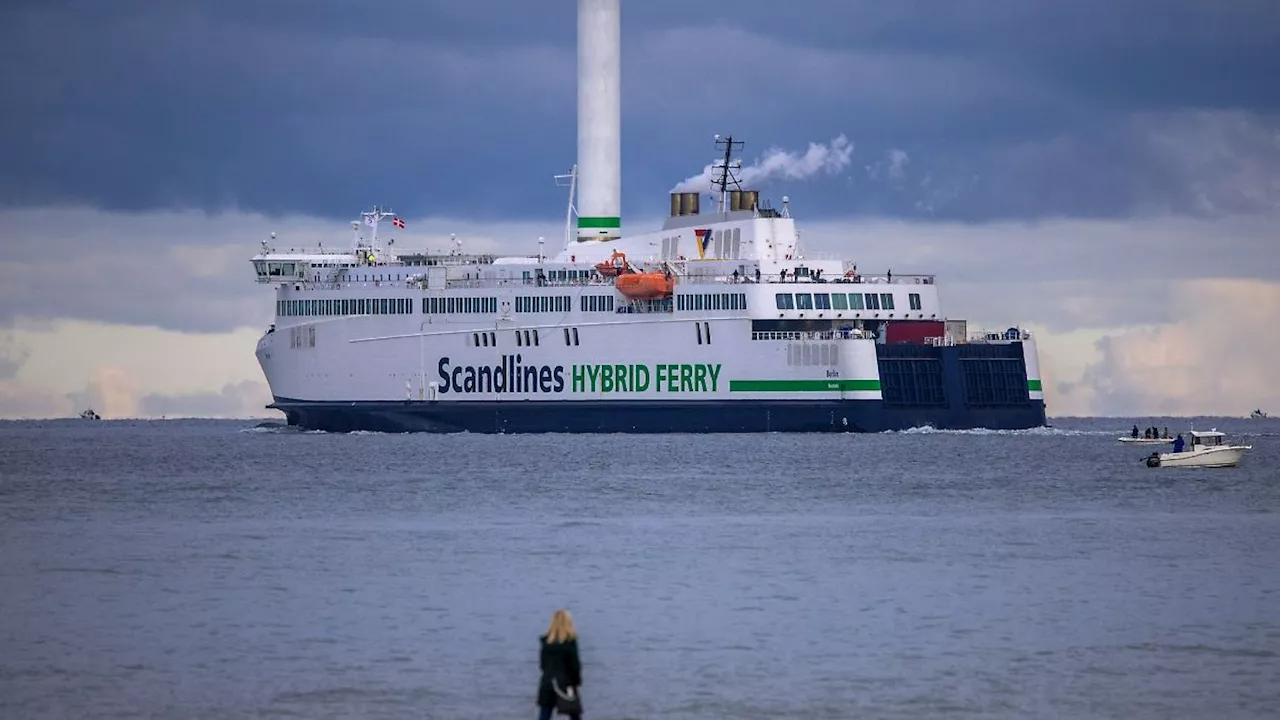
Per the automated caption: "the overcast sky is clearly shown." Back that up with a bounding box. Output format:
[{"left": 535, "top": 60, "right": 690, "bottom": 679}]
[{"left": 1, "top": 0, "right": 1277, "bottom": 419}]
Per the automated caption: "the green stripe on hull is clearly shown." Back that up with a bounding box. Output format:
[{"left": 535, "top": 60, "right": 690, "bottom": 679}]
[
  {"left": 577, "top": 216, "right": 621, "bottom": 229},
  {"left": 729, "top": 379, "right": 881, "bottom": 392},
  {"left": 1028, "top": 379, "right": 1042, "bottom": 392}
]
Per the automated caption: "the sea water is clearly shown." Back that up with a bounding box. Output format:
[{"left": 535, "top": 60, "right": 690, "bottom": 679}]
[{"left": 1, "top": 417, "right": 1277, "bottom": 719}]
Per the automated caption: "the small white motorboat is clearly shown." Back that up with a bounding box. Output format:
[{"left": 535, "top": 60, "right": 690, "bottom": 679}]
[
  {"left": 1251, "top": 409, "right": 1270, "bottom": 419},
  {"left": 79, "top": 408, "right": 101, "bottom": 420},
  {"left": 1119, "top": 436, "right": 1173, "bottom": 444},
  {"left": 1143, "top": 429, "right": 1252, "bottom": 469}
]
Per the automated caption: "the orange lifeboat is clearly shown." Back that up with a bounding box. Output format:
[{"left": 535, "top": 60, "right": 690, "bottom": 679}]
[
  {"left": 595, "top": 250, "right": 628, "bottom": 277},
  {"left": 616, "top": 271, "right": 676, "bottom": 300}
]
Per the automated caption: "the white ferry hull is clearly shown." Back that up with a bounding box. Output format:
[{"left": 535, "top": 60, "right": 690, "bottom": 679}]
[{"left": 256, "top": 311, "right": 1047, "bottom": 434}]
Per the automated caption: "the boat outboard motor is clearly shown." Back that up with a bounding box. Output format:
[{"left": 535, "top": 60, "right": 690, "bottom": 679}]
[{"left": 1145, "top": 452, "right": 1161, "bottom": 468}]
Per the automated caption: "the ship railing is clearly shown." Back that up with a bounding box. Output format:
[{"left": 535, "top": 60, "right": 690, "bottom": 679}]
[
  {"left": 835, "top": 273, "right": 936, "bottom": 285},
  {"left": 751, "top": 330, "right": 872, "bottom": 341},
  {"left": 441, "top": 276, "right": 618, "bottom": 289},
  {"left": 265, "top": 247, "right": 357, "bottom": 257},
  {"left": 925, "top": 335, "right": 956, "bottom": 347},
  {"left": 433, "top": 274, "right": 772, "bottom": 290},
  {"left": 966, "top": 328, "right": 1033, "bottom": 343}
]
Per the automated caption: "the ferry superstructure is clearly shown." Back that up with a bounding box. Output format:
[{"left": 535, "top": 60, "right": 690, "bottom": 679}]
[{"left": 249, "top": 0, "right": 1048, "bottom": 434}]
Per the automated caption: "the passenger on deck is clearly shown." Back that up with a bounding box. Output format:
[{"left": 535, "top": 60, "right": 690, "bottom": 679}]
[
  {"left": 1172, "top": 434, "right": 1185, "bottom": 453},
  {"left": 1143, "top": 427, "right": 1151, "bottom": 439},
  {"left": 1131, "top": 425, "right": 1139, "bottom": 438}
]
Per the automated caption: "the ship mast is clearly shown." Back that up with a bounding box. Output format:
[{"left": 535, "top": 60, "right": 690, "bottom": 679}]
[
  {"left": 555, "top": 164, "right": 578, "bottom": 253},
  {"left": 354, "top": 206, "right": 399, "bottom": 262},
  {"left": 710, "top": 134, "right": 744, "bottom": 213}
]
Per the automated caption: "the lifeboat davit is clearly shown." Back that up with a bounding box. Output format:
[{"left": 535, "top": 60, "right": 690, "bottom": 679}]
[
  {"left": 616, "top": 271, "right": 675, "bottom": 300},
  {"left": 595, "top": 250, "right": 628, "bottom": 277}
]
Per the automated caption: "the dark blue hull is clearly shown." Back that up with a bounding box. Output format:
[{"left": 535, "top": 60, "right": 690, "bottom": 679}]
[{"left": 267, "top": 397, "right": 1047, "bottom": 433}]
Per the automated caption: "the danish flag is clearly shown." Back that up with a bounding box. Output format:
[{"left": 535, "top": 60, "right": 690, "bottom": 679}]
[{"left": 392, "top": 216, "right": 406, "bottom": 229}]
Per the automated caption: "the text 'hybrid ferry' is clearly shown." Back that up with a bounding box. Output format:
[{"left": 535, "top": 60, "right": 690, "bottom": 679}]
[{"left": 249, "top": 0, "right": 1048, "bottom": 434}]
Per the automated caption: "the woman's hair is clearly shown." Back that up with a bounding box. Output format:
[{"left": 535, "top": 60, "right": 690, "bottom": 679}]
[{"left": 545, "top": 608, "right": 577, "bottom": 644}]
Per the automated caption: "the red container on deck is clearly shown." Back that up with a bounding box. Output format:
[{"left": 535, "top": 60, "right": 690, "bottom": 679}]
[{"left": 882, "top": 320, "right": 946, "bottom": 345}]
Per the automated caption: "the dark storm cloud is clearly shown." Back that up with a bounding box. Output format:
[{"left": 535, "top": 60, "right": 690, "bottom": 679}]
[{"left": 0, "top": 0, "right": 1277, "bottom": 223}]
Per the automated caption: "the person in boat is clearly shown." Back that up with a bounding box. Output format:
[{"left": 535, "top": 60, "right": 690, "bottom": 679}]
[
  {"left": 1143, "top": 427, "right": 1151, "bottom": 439},
  {"left": 536, "top": 609, "right": 582, "bottom": 720},
  {"left": 1172, "top": 433, "right": 1185, "bottom": 453},
  {"left": 1163, "top": 427, "right": 1169, "bottom": 438},
  {"left": 1131, "top": 425, "right": 1139, "bottom": 438}
]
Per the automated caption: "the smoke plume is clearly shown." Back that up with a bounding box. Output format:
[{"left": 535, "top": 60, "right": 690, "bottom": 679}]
[{"left": 670, "top": 134, "right": 854, "bottom": 193}]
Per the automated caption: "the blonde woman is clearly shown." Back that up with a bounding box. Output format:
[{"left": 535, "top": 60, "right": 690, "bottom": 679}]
[{"left": 536, "top": 609, "right": 583, "bottom": 720}]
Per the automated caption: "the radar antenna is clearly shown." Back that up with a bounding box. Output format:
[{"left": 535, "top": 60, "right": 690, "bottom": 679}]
[{"left": 711, "top": 134, "right": 745, "bottom": 213}]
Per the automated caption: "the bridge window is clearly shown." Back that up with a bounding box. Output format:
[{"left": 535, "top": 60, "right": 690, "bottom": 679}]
[
  {"left": 909, "top": 293, "right": 922, "bottom": 310},
  {"left": 795, "top": 293, "right": 813, "bottom": 310},
  {"left": 831, "top": 293, "right": 848, "bottom": 310},
  {"left": 814, "top": 293, "right": 831, "bottom": 310},
  {"left": 848, "top": 293, "right": 864, "bottom": 310},
  {"left": 864, "top": 293, "right": 880, "bottom": 310},
  {"left": 775, "top": 293, "right": 794, "bottom": 310},
  {"left": 880, "top": 293, "right": 895, "bottom": 310}
]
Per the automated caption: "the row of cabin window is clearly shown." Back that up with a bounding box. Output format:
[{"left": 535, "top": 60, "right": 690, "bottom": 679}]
[
  {"left": 424, "top": 296, "right": 498, "bottom": 314},
  {"left": 471, "top": 328, "right": 581, "bottom": 348},
  {"left": 516, "top": 295, "right": 572, "bottom": 313},
  {"left": 522, "top": 269, "right": 600, "bottom": 282},
  {"left": 676, "top": 292, "right": 748, "bottom": 312},
  {"left": 278, "top": 298, "right": 414, "bottom": 316},
  {"left": 775, "top": 291, "right": 923, "bottom": 312},
  {"left": 581, "top": 295, "right": 615, "bottom": 312}
]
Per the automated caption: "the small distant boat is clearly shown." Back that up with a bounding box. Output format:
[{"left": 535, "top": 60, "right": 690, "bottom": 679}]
[
  {"left": 1118, "top": 436, "right": 1173, "bottom": 445},
  {"left": 79, "top": 408, "right": 101, "bottom": 420},
  {"left": 1250, "top": 409, "right": 1270, "bottom": 419},
  {"left": 1143, "top": 429, "right": 1252, "bottom": 469}
]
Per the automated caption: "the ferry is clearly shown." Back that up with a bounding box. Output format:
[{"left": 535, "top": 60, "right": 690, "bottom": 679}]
[{"left": 248, "top": 0, "right": 1048, "bottom": 434}]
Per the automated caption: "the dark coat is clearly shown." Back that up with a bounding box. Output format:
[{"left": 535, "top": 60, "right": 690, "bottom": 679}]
[{"left": 537, "top": 636, "right": 582, "bottom": 708}]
